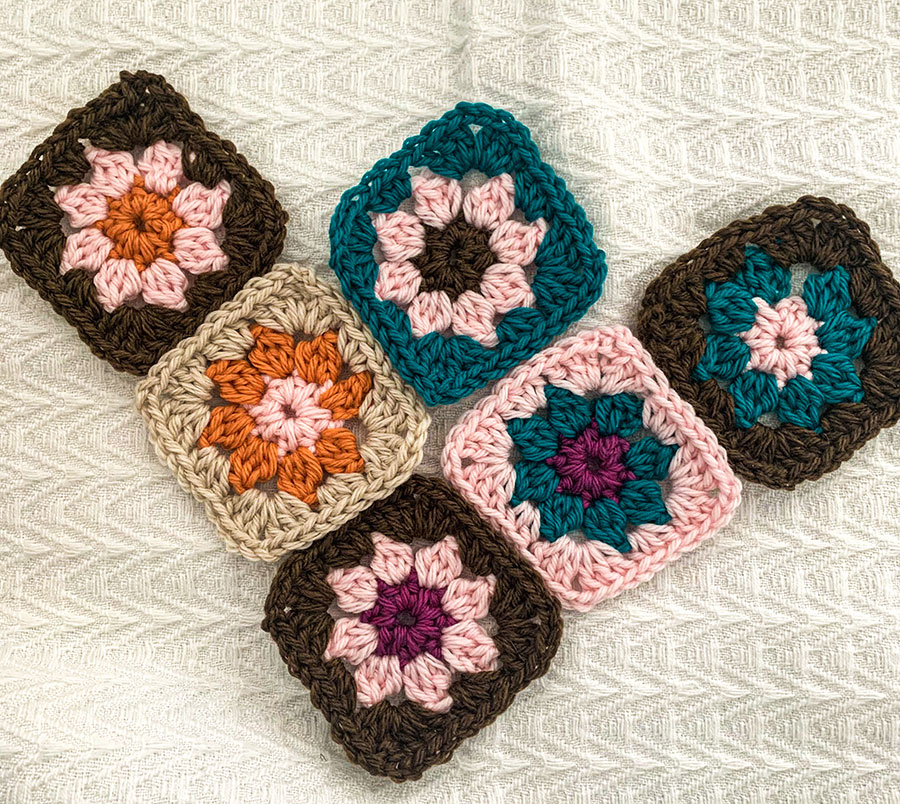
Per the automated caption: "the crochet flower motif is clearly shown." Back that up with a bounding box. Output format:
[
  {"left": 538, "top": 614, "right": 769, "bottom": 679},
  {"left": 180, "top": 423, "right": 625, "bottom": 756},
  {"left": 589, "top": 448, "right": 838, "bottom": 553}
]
[
  {"left": 695, "top": 245, "right": 876, "bottom": 431},
  {"left": 198, "top": 324, "right": 372, "bottom": 505},
  {"left": 54, "top": 140, "right": 231, "bottom": 312},
  {"left": 508, "top": 385, "right": 676, "bottom": 551},
  {"left": 372, "top": 170, "right": 547, "bottom": 346},
  {"left": 324, "top": 532, "right": 498, "bottom": 712}
]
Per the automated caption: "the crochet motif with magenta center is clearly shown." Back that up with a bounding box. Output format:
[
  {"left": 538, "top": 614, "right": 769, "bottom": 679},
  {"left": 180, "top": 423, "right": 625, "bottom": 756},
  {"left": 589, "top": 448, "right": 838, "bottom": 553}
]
[
  {"left": 0, "top": 71, "right": 287, "bottom": 374},
  {"left": 329, "top": 102, "right": 607, "bottom": 406}
]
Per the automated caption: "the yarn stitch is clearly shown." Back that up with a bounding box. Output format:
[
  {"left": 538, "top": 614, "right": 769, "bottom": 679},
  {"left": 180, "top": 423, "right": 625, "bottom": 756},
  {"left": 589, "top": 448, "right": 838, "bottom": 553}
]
[
  {"left": 442, "top": 326, "right": 741, "bottom": 612},
  {"left": 135, "top": 263, "right": 430, "bottom": 560},
  {"left": 262, "top": 475, "right": 562, "bottom": 782},
  {"left": 56, "top": 140, "right": 231, "bottom": 312},
  {"left": 198, "top": 326, "right": 372, "bottom": 505},
  {"left": 0, "top": 70, "right": 286, "bottom": 374},
  {"left": 330, "top": 102, "right": 607, "bottom": 405},
  {"left": 639, "top": 196, "right": 900, "bottom": 488}
]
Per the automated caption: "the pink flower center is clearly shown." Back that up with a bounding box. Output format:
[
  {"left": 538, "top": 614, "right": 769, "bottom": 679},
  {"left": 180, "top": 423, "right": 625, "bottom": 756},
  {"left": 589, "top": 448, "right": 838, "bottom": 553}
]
[{"left": 741, "top": 296, "right": 824, "bottom": 387}]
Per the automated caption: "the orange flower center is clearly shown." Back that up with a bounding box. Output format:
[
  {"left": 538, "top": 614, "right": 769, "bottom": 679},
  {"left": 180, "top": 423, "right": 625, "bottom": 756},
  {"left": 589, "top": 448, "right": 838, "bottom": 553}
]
[{"left": 95, "top": 176, "right": 185, "bottom": 271}]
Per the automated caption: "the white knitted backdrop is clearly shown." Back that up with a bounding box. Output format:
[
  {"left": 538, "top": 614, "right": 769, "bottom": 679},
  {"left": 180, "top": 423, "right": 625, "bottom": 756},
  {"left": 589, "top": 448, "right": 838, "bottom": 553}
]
[{"left": 1, "top": 2, "right": 899, "bottom": 802}]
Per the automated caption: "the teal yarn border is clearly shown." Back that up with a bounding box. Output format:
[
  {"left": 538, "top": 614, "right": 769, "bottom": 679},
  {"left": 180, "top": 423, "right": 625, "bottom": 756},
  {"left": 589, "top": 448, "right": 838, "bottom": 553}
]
[{"left": 329, "top": 102, "right": 607, "bottom": 406}]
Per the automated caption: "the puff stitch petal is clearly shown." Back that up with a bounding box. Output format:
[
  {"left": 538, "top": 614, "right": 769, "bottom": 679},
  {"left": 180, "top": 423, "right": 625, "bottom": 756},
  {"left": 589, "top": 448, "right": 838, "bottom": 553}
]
[
  {"left": 414, "top": 535, "right": 462, "bottom": 589},
  {"left": 85, "top": 146, "right": 138, "bottom": 198},
  {"left": 171, "top": 180, "right": 231, "bottom": 228},
  {"left": 401, "top": 653, "right": 454, "bottom": 713},
  {"left": 93, "top": 258, "right": 142, "bottom": 311},
  {"left": 327, "top": 565, "right": 379, "bottom": 613},
  {"left": 60, "top": 228, "right": 114, "bottom": 274},
  {"left": 411, "top": 169, "right": 462, "bottom": 229},
  {"left": 370, "top": 532, "right": 414, "bottom": 585},
  {"left": 354, "top": 654, "right": 403, "bottom": 706},
  {"left": 324, "top": 617, "right": 379, "bottom": 665},
  {"left": 462, "top": 173, "right": 515, "bottom": 230},
  {"left": 440, "top": 575, "right": 496, "bottom": 621},
  {"left": 372, "top": 210, "right": 426, "bottom": 261},
  {"left": 54, "top": 183, "right": 109, "bottom": 228},
  {"left": 140, "top": 258, "right": 189, "bottom": 311},
  {"left": 137, "top": 140, "right": 184, "bottom": 194},
  {"left": 172, "top": 227, "right": 228, "bottom": 274},
  {"left": 441, "top": 620, "right": 499, "bottom": 674}
]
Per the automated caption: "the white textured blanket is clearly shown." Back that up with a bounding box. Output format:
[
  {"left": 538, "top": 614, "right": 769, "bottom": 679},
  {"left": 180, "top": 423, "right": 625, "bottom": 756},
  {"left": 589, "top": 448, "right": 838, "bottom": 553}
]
[{"left": 1, "top": 1, "right": 899, "bottom": 802}]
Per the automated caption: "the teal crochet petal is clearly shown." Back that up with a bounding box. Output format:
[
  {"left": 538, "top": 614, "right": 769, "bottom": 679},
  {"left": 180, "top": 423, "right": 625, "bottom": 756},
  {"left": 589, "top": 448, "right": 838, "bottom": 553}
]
[
  {"left": 511, "top": 460, "right": 558, "bottom": 506},
  {"left": 544, "top": 384, "right": 593, "bottom": 438},
  {"left": 706, "top": 281, "right": 758, "bottom": 334},
  {"left": 778, "top": 375, "right": 826, "bottom": 430},
  {"left": 810, "top": 352, "right": 864, "bottom": 404},
  {"left": 329, "top": 102, "right": 607, "bottom": 406},
  {"left": 593, "top": 393, "right": 644, "bottom": 437},
  {"left": 735, "top": 245, "right": 791, "bottom": 304},
  {"left": 506, "top": 416, "right": 559, "bottom": 461},
  {"left": 624, "top": 436, "right": 679, "bottom": 481},
  {"left": 694, "top": 333, "right": 752, "bottom": 382},
  {"left": 730, "top": 369, "right": 779, "bottom": 428},
  {"left": 618, "top": 479, "right": 671, "bottom": 526},
  {"left": 582, "top": 497, "right": 629, "bottom": 552},
  {"left": 537, "top": 493, "right": 584, "bottom": 542},
  {"left": 816, "top": 311, "right": 877, "bottom": 359},
  {"left": 802, "top": 267, "right": 851, "bottom": 321}
]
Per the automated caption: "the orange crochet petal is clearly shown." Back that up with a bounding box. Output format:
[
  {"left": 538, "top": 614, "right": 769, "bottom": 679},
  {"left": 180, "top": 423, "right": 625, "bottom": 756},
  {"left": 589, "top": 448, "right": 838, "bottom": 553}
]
[
  {"left": 198, "top": 404, "right": 256, "bottom": 450},
  {"left": 294, "top": 330, "right": 342, "bottom": 385},
  {"left": 319, "top": 372, "right": 373, "bottom": 419},
  {"left": 316, "top": 427, "right": 365, "bottom": 475},
  {"left": 248, "top": 324, "right": 295, "bottom": 379},
  {"left": 228, "top": 436, "right": 278, "bottom": 493},
  {"left": 206, "top": 359, "right": 266, "bottom": 405},
  {"left": 277, "top": 447, "right": 323, "bottom": 505}
]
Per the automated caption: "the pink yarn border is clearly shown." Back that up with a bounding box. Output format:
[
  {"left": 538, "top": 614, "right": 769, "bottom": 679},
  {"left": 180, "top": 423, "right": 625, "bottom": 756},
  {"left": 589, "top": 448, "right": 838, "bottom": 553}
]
[{"left": 441, "top": 325, "right": 742, "bottom": 612}]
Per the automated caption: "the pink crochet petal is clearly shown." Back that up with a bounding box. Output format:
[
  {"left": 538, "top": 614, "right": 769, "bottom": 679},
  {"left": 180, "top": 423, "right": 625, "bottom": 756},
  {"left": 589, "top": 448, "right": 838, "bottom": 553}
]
[
  {"left": 462, "top": 173, "right": 515, "bottom": 231},
  {"left": 414, "top": 536, "right": 462, "bottom": 589},
  {"left": 172, "top": 227, "right": 229, "bottom": 274},
  {"left": 326, "top": 565, "right": 379, "bottom": 613},
  {"left": 53, "top": 183, "right": 109, "bottom": 228},
  {"left": 450, "top": 291, "right": 500, "bottom": 347},
  {"left": 137, "top": 140, "right": 184, "bottom": 195},
  {"left": 171, "top": 180, "right": 231, "bottom": 229},
  {"left": 372, "top": 210, "right": 426, "bottom": 262},
  {"left": 440, "top": 575, "right": 496, "bottom": 621},
  {"left": 355, "top": 654, "right": 403, "bottom": 707},
  {"left": 93, "top": 258, "right": 142, "bottom": 312},
  {"left": 140, "top": 258, "right": 190, "bottom": 311},
  {"left": 85, "top": 146, "right": 139, "bottom": 198},
  {"left": 60, "top": 228, "right": 114, "bottom": 274},
  {"left": 407, "top": 290, "right": 452, "bottom": 338},
  {"left": 480, "top": 263, "right": 535, "bottom": 314},
  {"left": 441, "top": 620, "right": 500, "bottom": 674},
  {"left": 370, "top": 532, "right": 414, "bottom": 585},
  {"left": 489, "top": 218, "right": 548, "bottom": 266},
  {"left": 323, "top": 617, "right": 379, "bottom": 665},
  {"left": 410, "top": 169, "right": 462, "bottom": 229},
  {"left": 373, "top": 260, "right": 422, "bottom": 305},
  {"left": 401, "top": 653, "right": 453, "bottom": 713}
]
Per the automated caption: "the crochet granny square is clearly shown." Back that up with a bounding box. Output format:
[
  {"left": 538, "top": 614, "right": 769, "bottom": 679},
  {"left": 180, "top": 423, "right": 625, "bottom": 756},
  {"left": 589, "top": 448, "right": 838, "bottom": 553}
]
[
  {"left": 262, "top": 475, "right": 562, "bottom": 782},
  {"left": 442, "top": 326, "right": 741, "bottom": 612},
  {"left": 0, "top": 70, "right": 287, "bottom": 374},
  {"left": 135, "top": 264, "right": 429, "bottom": 559},
  {"left": 329, "top": 102, "right": 607, "bottom": 406},
  {"left": 639, "top": 196, "right": 900, "bottom": 488}
]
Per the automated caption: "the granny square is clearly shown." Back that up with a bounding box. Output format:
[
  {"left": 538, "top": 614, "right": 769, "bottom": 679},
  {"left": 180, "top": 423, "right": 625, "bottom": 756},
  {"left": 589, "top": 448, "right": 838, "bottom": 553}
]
[
  {"left": 0, "top": 70, "right": 287, "bottom": 374},
  {"left": 263, "top": 475, "right": 562, "bottom": 782},
  {"left": 639, "top": 196, "right": 900, "bottom": 488},
  {"left": 135, "top": 264, "right": 430, "bottom": 559},
  {"left": 442, "top": 326, "right": 741, "bottom": 612},
  {"left": 329, "top": 102, "right": 607, "bottom": 406}
]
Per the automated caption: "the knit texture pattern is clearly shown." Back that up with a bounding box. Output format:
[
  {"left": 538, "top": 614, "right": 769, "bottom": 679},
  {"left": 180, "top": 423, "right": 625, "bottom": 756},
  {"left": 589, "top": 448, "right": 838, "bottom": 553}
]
[
  {"left": 135, "top": 263, "right": 430, "bottom": 559},
  {"left": 4, "top": 3, "right": 900, "bottom": 802},
  {"left": 263, "top": 476, "right": 562, "bottom": 782},
  {"left": 442, "top": 326, "right": 742, "bottom": 611}
]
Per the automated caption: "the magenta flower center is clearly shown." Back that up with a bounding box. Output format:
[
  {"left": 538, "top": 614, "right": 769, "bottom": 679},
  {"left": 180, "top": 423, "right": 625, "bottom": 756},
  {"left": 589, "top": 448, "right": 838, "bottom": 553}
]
[
  {"left": 545, "top": 421, "right": 635, "bottom": 508},
  {"left": 359, "top": 569, "right": 456, "bottom": 667}
]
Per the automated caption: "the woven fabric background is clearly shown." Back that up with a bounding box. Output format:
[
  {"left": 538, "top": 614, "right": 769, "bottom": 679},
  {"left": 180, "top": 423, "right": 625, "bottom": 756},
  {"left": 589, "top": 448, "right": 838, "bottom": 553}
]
[{"left": 2, "top": 2, "right": 899, "bottom": 802}]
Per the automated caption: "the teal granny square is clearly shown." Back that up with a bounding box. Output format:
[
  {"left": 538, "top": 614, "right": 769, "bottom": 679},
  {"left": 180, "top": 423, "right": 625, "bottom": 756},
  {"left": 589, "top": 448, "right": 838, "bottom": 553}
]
[{"left": 329, "top": 102, "right": 607, "bottom": 406}]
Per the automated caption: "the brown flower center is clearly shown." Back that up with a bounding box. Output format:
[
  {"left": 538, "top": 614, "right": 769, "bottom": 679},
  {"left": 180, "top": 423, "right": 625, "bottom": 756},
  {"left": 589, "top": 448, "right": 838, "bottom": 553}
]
[
  {"left": 413, "top": 213, "right": 497, "bottom": 301},
  {"left": 96, "top": 175, "right": 184, "bottom": 271}
]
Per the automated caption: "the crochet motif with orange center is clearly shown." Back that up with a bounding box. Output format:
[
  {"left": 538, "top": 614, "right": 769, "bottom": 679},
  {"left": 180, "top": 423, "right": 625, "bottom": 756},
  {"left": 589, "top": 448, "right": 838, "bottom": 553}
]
[
  {"left": 198, "top": 325, "right": 372, "bottom": 505},
  {"left": 95, "top": 175, "right": 184, "bottom": 271}
]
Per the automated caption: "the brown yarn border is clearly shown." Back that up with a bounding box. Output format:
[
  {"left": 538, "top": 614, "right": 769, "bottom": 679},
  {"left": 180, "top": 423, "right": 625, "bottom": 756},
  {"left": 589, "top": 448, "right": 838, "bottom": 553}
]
[
  {"left": 638, "top": 196, "right": 900, "bottom": 489},
  {"left": 0, "top": 70, "right": 287, "bottom": 375},
  {"left": 262, "top": 475, "right": 563, "bottom": 782}
]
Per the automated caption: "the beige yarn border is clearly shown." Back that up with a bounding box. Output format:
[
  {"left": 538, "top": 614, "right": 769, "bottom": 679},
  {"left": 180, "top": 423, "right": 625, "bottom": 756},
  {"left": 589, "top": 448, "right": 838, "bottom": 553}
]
[{"left": 134, "top": 263, "right": 430, "bottom": 560}]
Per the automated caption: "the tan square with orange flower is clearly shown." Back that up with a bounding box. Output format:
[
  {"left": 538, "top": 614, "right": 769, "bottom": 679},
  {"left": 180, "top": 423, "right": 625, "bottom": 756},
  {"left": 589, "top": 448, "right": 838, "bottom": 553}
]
[{"left": 135, "top": 264, "right": 430, "bottom": 560}]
